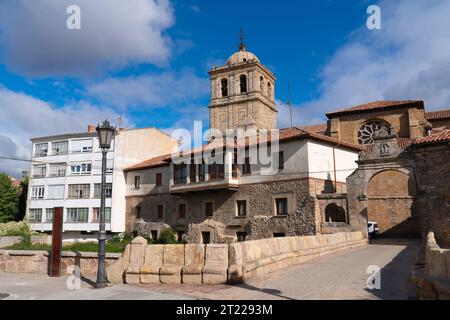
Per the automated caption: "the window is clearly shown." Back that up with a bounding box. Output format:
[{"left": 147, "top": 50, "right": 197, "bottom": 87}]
[
  {"left": 31, "top": 186, "right": 45, "bottom": 199},
  {"left": 209, "top": 163, "right": 224, "bottom": 180},
  {"left": 240, "top": 74, "right": 247, "bottom": 93},
  {"left": 135, "top": 206, "right": 142, "bottom": 219},
  {"left": 267, "top": 82, "right": 272, "bottom": 98},
  {"left": 106, "top": 159, "right": 114, "bottom": 174},
  {"left": 242, "top": 157, "right": 251, "bottom": 175},
  {"left": 134, "top": 206, "right": 142, "bottom": 219},
  {"left": 325, "top": 204, "right": 347, "bottom": 223},
  {"left": 28, "top": 209, "right": 42, "bottom": 223},
  {"left": 66, "top": 208, "right": 89, "bottom": 223},
  {"left": 202, "top": 232, "right": 211, "bottom": 245},
  {"left": 204, "top": 202, "right": 214, "bottom": 217},
  {"left": 92, "top": 208, "right": 112, "bottom": 223},
  {"left": 35, "top": 143, "right": 48, "bottom": 157},
  {"left": 32, "top": 165, "right": 46, "bottom": 178},
  {"left": 178, "top": 204, "right": 186, "bottom": 219},
  {"left": 260, "top": 76, "right": 265, "bottom": 94},
  {"left": 49, "top": 163, "right": 66, "bottom": 177},
  {"left": 237, "top": 232, "right": 247, "bottom": 242},
  {"left": 237, "top": 200, "right": 247, "bottom": 217},
  {"left": 47, "top": 185, "right": 64, "bottom": 200},
  {"left": 275, "top": 198, "right": 288, "bottom": 216},
  {"left": 189, "top": 164, "right": 196, "bottom": 183},
  {"left": 174, "top": 164, "right": 187, "bottom": 185},
  {"left": 177, "top": 231, "right": 185, "bottom": 242},
  {"left": 156, "top": 173, "right": 162, "bottom": 187},
  {"left": 70, "top": 163, "right": 92, "bottom": 175},
  {"left": 357, "top": 120, "right": 391, "bottom": 145},
  {"left": 68, "top": 184, "right": 90, "bottom": 199},
  {"left": 157, "top": 205, "right": 164, "bottom": 219},
  {"left": 134, "top": 176, "right": 141, "bottom": 189},
  {"left": 71, "top": 139, "right": 93, "bottom": 153},
  {"left": 221, "top": 78, "right": 228, "bottom": 97},
  {"left": 273, "top": 233, "right": 286, "bottom": 238},
  {"left": 45, "top": 208, "right": 54, "bottom": 222},
  {"left": 278, "top": 151, "right": 285, "bottom": 170},
  {"left": 94, "top": 183, "right": 112, "bottom": 198},
  {"left": 198, "top": 163, "right": 206, "bottom": 182},
  {"left": 52, "top": 141, "right": 68, "bottom": 155},
  {"left": 151, "top": 230, "right": 158, "bottom": 241}
]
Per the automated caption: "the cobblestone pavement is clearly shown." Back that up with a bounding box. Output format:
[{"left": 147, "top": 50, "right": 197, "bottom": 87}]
[
  {"left": 136, "top": 239, "right": 419, "bottom": 300},
  {"left": 0, "top": 239, "right": 418, "bottom": 300}
]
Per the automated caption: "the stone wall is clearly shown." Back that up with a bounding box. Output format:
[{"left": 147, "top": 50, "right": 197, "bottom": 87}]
[
  {"left": 414, "top": 143, "right": 450, "bottom": 247},
  {"left": 410, "top": 232, "right": 450, "bottom": 300},
  {"left": 0, "top": 250, "right": 120, "bottom": 276},
  {"left": 127, "top": 179, "right": 318, "bottom": 243},
  {"left": 0, "top": 236, "right": 53, "bottom": 249},
  {"left": 107, "top": 232, "right": 367, "bottom": 285}
]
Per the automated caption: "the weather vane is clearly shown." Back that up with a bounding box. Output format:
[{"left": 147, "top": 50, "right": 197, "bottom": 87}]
[{"left": 239, "top": 28, "right": 246, "bottom": 51}]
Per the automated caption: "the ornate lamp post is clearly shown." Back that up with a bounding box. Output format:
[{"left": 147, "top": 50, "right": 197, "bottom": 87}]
[{"left": 95, "top": 120, "right": 116, "bottom": 289}]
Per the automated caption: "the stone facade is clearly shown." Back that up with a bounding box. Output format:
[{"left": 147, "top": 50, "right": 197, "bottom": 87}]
[{"left": 413, "top": 141, "right": 450, "bottom": 247}]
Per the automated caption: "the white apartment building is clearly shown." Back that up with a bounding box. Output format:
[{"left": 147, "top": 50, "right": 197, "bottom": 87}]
[{"left": 27, "top": 125, "right": 178, "bottom": 240}]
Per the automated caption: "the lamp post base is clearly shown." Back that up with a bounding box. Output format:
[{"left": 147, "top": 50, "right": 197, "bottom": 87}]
[{"left": 95, "top": 281, "right": 108, "bottom": 289}]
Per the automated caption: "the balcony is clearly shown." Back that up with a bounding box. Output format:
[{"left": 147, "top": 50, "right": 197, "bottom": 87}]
[{"left": 169, "top": 162, "right": 239, "bottom": 194}]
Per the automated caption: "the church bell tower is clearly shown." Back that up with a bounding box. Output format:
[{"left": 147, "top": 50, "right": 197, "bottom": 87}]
[{"left": 208, "top": 33, "right": 277, "bottom": 133}]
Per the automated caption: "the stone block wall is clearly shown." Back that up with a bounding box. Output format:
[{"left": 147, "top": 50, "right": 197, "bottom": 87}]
[
  {"left": 0, "top": 250, "right": 120, "bottom": 276},
  {"left": 108, "top": 232, "right": 367, "bottom": 285}
]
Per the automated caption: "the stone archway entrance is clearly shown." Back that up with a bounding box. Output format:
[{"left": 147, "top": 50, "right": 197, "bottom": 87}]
[{"left": 367, "top": 170, "right": 419, "bottom": 237}]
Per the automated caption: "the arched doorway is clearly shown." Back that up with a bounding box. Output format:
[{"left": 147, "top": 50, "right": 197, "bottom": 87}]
[
  {"left": 367, "top": 170, "right": 419, "bottom": 237},
  {"left": 325, "top": 203, "right": 346, "bottom": 223}
]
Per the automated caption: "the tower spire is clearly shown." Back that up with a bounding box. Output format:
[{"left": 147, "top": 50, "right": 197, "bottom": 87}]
[{"left": 239, "top": 29, "right": 246, "bottom": 51}]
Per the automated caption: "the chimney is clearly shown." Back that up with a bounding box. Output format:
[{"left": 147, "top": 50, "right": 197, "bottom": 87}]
[{"left": 87, "top": 124, "right": 96, "bottom": 133}]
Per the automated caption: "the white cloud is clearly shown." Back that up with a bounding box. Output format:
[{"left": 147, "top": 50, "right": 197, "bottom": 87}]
[
  {"left": 289, "top": 0, "right": 450, "bottom": 126},
  {"left": 0, "top": 0, "right": 174, "bottom": 77},
  {"left": 0, "top": 87, "right": 130, "bottom": 177},
  {"left": 86, "top": 70, "right": 209, "bottom": 109}
]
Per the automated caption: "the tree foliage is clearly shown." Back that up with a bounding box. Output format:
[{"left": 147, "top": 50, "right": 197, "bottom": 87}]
[{"left": 0, "top": 173, "right": 19, "bottom": 223}]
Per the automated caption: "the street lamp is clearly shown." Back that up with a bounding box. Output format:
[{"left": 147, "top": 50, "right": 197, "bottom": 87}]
[{"left": 95, "top": 120, "right": 116, "bottom": 289}]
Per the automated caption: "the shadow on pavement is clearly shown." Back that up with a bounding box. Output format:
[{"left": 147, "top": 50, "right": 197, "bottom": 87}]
[
  {"left": 365, "top": 239, "right": 419, "bottom": 300},
  {"left": 234, "top": 282, "right": 296, "bottom": 300}
]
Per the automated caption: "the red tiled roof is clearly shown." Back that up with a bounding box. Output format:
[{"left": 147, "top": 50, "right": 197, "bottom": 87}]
[
  {"left": 125, "top": 127, "right": 364, "bottom": 171},
  {"left": 326, "top": 100, "right": 424, "bottom": 118},
  {"left": 413, "top": 130, "right": 450, "bottom": 146},
  {"left": 300, "top": 123, "right": 328, "bottom": 134},
  {"left": 124, "top": 154, "right": 171, "bottom": 171},
  {"left": 425, "top": 109, "right": 450, "bottom": 121}
]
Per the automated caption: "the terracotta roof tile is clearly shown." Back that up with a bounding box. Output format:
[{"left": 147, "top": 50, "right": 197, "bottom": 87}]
[
  {"left": 425, "top": 109, "right": 450, "bottom": 121},
  {"left": 300, "top": 123, "right": 328, "bottom": 134},
  {"left": 326, "top": 100, "right": 424, "bottom": 118},
  {"left": 413, "top": 130, "right": 450, "bottom": 146},
  {"left": 124, "top": 154, "right": 171, "bottom": 171}
]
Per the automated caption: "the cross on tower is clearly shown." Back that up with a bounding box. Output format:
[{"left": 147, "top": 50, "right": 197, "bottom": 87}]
[{"left": 239, "top": 29, "right": 246, "bottom": 51}]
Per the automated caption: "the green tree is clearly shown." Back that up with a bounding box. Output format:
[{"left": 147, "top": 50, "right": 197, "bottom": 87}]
[
  {"left": 17, "top": 173, "right": 29, "bottom": 221},
  {"left": 157, "top": 228, "right": 178, "bottom": 244},
  {"left": 0, "top": 173, "right": 19, "bottom": 223}
]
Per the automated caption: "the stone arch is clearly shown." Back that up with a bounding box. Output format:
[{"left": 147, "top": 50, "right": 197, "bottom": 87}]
[
  {"left": 366, "top": 169, "right": 418, "bottom": 237},
  {"left": 240, "top": 74, "right": 248, "bottom": 93},
  {"left": 325, "top": 203, "right": 346, "bottom": 223},
  {"left": 221, "top": 78, "right": 228, "bottom": 97}
]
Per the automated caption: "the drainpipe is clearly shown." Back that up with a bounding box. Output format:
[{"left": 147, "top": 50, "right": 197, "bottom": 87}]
[{"left": 333, "top": 147, "right": 337, "bottom": 193}]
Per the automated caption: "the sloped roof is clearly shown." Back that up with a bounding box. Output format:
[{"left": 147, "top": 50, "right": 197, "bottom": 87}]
[
  {"left": 413, "top": 130, "right": 450, "bottom": 146},
  {"left": 425, "top": 109, "right": 450, "bottom": 121},
  {"left": 300, "top": 123, "right": 328, "bottom": 134},
  {"left": 326, "top": 100, "right": 424, "bottom": 118}
]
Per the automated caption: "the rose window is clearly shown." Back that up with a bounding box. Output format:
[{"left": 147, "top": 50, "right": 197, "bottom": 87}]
[{"left": 357, "top": 121, "right": 390, "bottom": 145}]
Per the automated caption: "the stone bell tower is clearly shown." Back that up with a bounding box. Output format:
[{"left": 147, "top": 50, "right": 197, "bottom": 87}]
[{"left": 208, "top": 34, "right": 277, "bottom": 133}]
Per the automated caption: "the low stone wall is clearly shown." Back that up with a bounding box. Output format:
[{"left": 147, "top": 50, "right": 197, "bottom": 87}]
[
  {"left": 0, "top": 250, "right": 120, "bottom": 276},
  {"left": 410, "top": 232, "right": 450, "bottom": 300},
  {"left": 0, "top": 236, "right": 53, "bottom": 248},
  {"left": 108, "top": 231, "right": 367, "bottom": 285}
]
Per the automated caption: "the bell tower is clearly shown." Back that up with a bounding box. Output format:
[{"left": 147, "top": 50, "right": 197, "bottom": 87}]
[{"left": 208, "top": 34, "right": 277, "bottom": 133}]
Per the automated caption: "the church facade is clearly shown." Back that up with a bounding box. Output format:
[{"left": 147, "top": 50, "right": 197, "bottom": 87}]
[{"left": 124, "top": 42, "right": 450, "bottom": 245}]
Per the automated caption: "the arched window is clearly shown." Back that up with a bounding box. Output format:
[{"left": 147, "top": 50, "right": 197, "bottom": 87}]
[
  {"left": 221, "top": 78, "right": 228, "bottom": 97},
  {"left": 260, "top": 76, "right": 265, "bottom": 94},
  {"left": 357, "top": 120, "right": 391, "bottom": 145},
  {"left": 325, "top": 203, "right": 346, "bottom": 223},
  {"left": 240, "top": 74, "right": 247, "bottom": 94},
  {"left": 267, "top": 82, "right": 272, "bottom": 98}
]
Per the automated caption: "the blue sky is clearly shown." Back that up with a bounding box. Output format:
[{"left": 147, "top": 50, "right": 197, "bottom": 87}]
[{"left": 1, "top": 0, "right": 450, "bottom": 176}]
